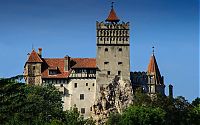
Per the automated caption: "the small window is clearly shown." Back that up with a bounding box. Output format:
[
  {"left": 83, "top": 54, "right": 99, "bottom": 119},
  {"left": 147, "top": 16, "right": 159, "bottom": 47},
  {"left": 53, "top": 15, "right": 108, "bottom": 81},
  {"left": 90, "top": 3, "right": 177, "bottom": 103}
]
[
  {"left": 118, "top": 62, "right": 122, "bottom": 65},
  {"left": 75, "top": 69, "right": 82, "bottom": 73},
  {"left": 80, "top": 94, "right": 84, "bottom": 100},
  {"left": 49, "top": 70, "right": 57, "bottom": 75},
  {"left": 118, "top": 71, "right": 121, "bottom": 75},
  {"left": 88, "top": 88, "right": 90, "bottom": 91},
  {"left": 60, "top": 84, "right": 63, "bottom": 87},
  {"left": 92, "top": 83, "right": 95, "bottom": 86},
  {"left": 86, "top": 83, "right": 88, "bottom": 86},
  {"left": 105, "top": 48, "right": 108, "bottom": 52},
  {"left": 81, "top": 108, "right": 85, "bottom": 114},
  {"left": 74, "top": 83, "right": 77, "bottom": 88},
  {"left": 119, "top": 48, "right": 122, "bottom": 51},
  {"left": 33, "top": 66, "right": 35, "bottom": 70},
  {"left": 90, "top": 107, "right": 92, "bottom": 111},
  {"left": 107, "top": 71, "right": 110, "bottom": 75},
  {"left": 104, "top": 62, "right": 109, "bottom": 64}
]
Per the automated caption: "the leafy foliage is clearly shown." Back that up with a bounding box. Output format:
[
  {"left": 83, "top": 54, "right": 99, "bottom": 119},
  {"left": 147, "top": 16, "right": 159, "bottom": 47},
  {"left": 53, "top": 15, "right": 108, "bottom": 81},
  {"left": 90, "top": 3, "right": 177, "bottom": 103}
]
[
  {"left": 107, "top": 91, "right": 200, "bottom": 125},
  {"left": 0, "top": 81, "right": 95, "bottom": 125}
]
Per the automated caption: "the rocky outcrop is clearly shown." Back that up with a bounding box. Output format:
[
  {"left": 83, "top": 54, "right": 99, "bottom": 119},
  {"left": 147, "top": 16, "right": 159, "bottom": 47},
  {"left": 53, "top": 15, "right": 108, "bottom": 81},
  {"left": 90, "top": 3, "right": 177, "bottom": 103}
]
[{"left": 92, "top": 76, "right": 133, "bottom": 124}]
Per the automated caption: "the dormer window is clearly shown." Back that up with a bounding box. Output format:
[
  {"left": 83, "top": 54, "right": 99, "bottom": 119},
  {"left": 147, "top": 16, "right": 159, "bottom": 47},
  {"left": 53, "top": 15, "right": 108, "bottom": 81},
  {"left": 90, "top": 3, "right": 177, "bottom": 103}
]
[{"left": 48, "top": 67, "right": 58, "bottom": 75}]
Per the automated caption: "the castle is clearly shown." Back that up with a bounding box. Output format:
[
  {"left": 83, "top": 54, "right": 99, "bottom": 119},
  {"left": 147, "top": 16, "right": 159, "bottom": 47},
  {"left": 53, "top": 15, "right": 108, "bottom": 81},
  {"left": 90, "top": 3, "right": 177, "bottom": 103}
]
[{"left": 24, "top": 4, "right": 166, "bottom": 118}]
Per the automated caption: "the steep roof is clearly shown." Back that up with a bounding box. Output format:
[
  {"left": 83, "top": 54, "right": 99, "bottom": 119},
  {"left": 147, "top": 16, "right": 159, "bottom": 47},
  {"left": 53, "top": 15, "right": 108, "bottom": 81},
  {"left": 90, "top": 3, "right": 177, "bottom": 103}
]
[
  {"left": 105, "top": 8, "right": 120, "bottom": 23},
  {"left": 27, "top": 50, "right": 43, "bottom": 63},
  {"left": 147, "top": 54, "right": 162, "bottom": 84}
]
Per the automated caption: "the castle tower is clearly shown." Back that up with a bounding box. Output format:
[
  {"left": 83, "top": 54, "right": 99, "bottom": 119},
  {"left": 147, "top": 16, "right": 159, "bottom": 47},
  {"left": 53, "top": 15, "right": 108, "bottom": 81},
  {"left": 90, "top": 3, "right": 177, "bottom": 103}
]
[
  {"left": 96, "top": 3, "right": 130, "bottom": 95},
  {"left": 24, "top": 49, "right": 43, "bottom": 85},
  {"left": 147, "top": 48, "right": 165, "bottom": 95}
]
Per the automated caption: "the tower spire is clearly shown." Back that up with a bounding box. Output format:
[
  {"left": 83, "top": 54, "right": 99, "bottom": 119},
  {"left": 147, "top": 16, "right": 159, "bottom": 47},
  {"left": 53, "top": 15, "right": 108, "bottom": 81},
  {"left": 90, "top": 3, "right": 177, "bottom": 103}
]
[
  {"left": 105, "top": 2, "right": 120, "bottom": 23},
  {"left": 111, "top": 2, "right": 114, "bottom": 9},
  {"left": 152, "top": 46, "right": 155, "bottom": 55},
  {"left": 147, "top": 48, "right": 163, "bottom": 85}
]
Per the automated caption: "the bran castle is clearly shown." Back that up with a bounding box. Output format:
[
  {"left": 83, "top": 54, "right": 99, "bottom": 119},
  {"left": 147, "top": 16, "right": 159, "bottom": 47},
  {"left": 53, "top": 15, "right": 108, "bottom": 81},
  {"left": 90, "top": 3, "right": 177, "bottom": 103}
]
[{"left": 24, "top": 4, "right": 168, "bottom": 119}]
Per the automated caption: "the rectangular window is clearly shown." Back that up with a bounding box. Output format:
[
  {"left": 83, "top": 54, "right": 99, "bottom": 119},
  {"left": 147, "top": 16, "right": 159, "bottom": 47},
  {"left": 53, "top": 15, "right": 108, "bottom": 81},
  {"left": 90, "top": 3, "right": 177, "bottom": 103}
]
[
  {"left": 75, "top": 69, "right": 82, "bottom": 73},
  {"left": 89, "top": 70, "right": 95, "bottom": 74},
  {"left": 118, "top": 71, "right": 121, "bottom": 75},
  {"left": 60, "top": 84, "right": 63, "bottom": 87},
  {"left": 104, "top": 62, "right": 109, "bottom": 64},
  {"left": 81, "top": 108, "right": 85, "bottom": 114},
  {"left": 118, "top": 62, "right": 122, "bottom": 65},
  {"left": 74, "top": 83, "right": 77, "bottom": 88},
  {"left": 119, "top": 48, "right": 122, "bottom": 51},
  {"left": 86, "top": 83, "right": 88, "bottom": 86},
  {"left": 107, "top": 71, "right": 110, "bottom": 75},
  {"left": 49, "top": 70, "right": 57, "bottom": 75},
  {"left": 33, "top": 66, "right": 35, "bottom": 70},
  {"left": 80, "top": 94, "right": 84, "bottom": 100}
]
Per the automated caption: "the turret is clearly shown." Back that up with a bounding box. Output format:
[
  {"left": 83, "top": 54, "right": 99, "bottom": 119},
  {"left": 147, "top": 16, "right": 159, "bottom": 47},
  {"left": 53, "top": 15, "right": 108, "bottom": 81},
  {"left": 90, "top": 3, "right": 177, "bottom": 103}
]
[
  {"left": 146, "top": 47, "right": 165, "bottom": 95},
  {"left": 24, "top": 49, "right": 43, "bottom": 85}
]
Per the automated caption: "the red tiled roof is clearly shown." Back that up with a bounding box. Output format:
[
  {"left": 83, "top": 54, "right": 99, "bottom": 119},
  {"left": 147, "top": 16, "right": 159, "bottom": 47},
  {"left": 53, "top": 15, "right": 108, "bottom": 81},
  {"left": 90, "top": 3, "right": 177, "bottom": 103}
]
[
  {"left": 41, "top": 58, "right": 96, "bottom": 78},
  {"left": 71, "top": 58, "right": 96, "bottom": 68},
  {"left": 41, "top": 58, "right": 69, "bottom": 78},
  {"left": 106, "top": 8, "right": 120, "bottom": 22},
  {"left": 27, "top": 50, "right": 43, "bottom": 63}
]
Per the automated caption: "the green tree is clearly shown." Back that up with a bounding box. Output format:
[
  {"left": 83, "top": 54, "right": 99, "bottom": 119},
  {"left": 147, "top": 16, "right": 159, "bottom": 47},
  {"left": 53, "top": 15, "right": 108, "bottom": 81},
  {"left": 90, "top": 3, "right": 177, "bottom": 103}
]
[
  {"left": 0, "top": 80, "right": 95, "bottom": 125},
  {"left": 106, "top": 106, "right": 166, "bottom": 125}
]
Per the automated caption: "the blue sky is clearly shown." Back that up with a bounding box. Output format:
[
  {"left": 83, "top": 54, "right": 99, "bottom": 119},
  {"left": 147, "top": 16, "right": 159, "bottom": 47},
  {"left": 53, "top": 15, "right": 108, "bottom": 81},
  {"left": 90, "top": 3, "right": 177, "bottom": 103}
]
[{"left": 0, "top": 0, "right": 199, "bottom": 101}]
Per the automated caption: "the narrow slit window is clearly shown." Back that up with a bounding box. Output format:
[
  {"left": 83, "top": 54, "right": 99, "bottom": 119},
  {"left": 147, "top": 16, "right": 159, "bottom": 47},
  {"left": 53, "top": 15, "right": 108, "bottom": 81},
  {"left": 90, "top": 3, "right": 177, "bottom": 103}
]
[
  {"left": 118, "top": 71, "right": 121, "bottom": 75},
  {"left": 74, "top": 83, "right": 77, "bottom": 88}
]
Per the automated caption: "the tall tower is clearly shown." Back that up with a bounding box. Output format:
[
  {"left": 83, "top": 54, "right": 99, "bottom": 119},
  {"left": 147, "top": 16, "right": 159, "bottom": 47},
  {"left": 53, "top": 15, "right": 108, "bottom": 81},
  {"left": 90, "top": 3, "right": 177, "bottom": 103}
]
[
  {"left": 96, "top": 3, "right": 130, "bottom": 94},
  {"left": 24, "top": 49, "right": 43, "bottom": 85},
  {"left": 147, "top": 48, "right": 165, "bottom": 95}
]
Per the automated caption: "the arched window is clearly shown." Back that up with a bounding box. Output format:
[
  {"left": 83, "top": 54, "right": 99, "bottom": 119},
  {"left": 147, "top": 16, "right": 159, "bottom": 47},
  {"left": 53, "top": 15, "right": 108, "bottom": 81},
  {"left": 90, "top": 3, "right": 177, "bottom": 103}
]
[{"left": 105, "top": 48, "right": 108, "bottom": 52}]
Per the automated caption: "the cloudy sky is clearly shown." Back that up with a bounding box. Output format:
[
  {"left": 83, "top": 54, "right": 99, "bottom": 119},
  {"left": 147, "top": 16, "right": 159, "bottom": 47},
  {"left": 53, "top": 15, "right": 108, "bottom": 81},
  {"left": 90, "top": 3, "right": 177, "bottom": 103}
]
[{"left": 0, "top": 0, "right": 198, "bottom": 101}]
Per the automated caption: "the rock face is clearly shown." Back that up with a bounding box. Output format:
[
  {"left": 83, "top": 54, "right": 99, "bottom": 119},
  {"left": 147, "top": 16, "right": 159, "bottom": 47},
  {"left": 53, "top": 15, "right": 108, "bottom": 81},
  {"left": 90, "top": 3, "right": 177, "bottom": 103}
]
[{"left": 92, "top": 76, "right": 133, "bottom": 124}]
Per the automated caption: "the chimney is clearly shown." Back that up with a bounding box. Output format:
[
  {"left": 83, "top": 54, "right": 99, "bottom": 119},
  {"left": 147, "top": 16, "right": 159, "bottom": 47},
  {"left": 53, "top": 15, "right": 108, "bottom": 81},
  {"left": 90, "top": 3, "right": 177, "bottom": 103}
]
[
  {"left": 64, "top": 55, "right": 70, "bottom": 71},
  {"left": 169, "top": 84, "right": 173, "bottom": 98},
  {"left": 38, "top": 48, "right": 42, "bottom": 57}
]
